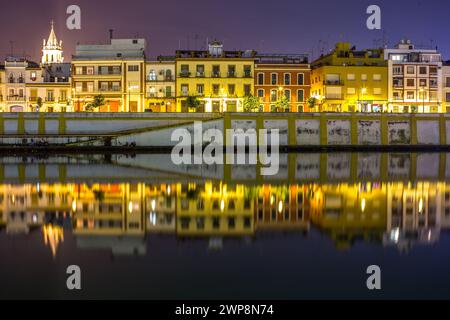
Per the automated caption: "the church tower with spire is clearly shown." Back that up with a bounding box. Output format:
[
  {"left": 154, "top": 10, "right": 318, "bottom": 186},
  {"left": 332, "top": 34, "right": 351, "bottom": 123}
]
[{"left": 41, "top": 21, "right": 64, "bottom": 64}]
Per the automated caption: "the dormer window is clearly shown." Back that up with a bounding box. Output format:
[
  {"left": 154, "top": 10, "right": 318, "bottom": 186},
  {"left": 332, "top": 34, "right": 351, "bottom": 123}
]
[{"left": 31, "top": 72, "right": 37, "bottom": 81}]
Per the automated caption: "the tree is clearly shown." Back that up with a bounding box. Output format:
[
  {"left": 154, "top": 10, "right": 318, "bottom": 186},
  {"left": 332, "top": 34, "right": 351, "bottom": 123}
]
[
  {"left": 36, "top": 97, "right": 43, "bottom": 112},
  {"left": 85, "top": 94, "right": 105, "bottom": 112},
  {"left": 307, "top": 97, "right": 317, "bottom": 110},
  {"left": 243, "top": 94, "right": 260, "bottom": 112},
  {"left": 276, "top": 96, "right": 290, "bottom": 112},
  {"left": 185, "top": 95, "right": 201, "bottom": 112}
]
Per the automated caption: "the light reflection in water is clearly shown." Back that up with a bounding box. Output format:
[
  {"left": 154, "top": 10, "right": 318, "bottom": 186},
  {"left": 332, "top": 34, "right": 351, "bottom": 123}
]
[{"left": 0, "top": 180, "right": 447, "bottom": 256}]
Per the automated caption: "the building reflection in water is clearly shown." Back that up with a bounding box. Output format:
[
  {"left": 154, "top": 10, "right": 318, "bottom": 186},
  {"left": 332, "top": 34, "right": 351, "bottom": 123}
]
[{"left": 0, "top": 180, "right": 449, "bottom": 256}]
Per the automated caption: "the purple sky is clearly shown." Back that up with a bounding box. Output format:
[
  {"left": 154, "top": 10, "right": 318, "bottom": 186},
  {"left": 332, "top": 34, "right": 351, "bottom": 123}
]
[{"left": 1, "top": 0, "right": 450, "bottom": 62}]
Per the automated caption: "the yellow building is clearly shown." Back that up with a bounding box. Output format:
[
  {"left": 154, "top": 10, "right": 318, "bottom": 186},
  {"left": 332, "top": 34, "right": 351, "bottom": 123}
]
[
  {"left": 309, "top": 182, "right": 387, "bottom": 249},
  {"left": 71, "top": 38, "right": 146, "bottom": 112},
  {"left": 175, "top": 41, "right": 255, "bottom": 112},
  {"left": 310, "top": 42, "right": 388, "bottom": 112},
  {"left": 176, "top": 182, "right": 254, "bottom": 237}
]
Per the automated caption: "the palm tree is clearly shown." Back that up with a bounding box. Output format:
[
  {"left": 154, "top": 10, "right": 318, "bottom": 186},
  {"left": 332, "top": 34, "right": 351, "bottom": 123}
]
[{"left": 185, "top": 95, "right": 201, "bottom": 112}]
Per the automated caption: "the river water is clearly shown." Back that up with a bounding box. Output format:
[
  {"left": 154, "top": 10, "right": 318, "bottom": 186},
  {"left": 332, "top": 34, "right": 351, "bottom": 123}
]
[{"left": 0, "top": 152, "right": 449, "bottom": 299}]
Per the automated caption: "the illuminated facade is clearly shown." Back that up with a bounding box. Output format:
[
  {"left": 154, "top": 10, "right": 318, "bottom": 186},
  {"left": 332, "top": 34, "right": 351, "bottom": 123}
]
[
  {"left": 175, "top": 41, "right": 255, "bottom": 112},
  {"left": 254, "top": 54, "right": 310, "bottom": 112},
  {"left": 442, "top": 63, "right": 450, "bottom": 113},
  {"left": 41, "top": 21, "right": 64, "bottom": 65},
  {"left": 145, "top": 58, "right": 176, "bottom": 112},
  {"left": 311, "top": 42, "right": 388, "bottom": 112},
  {"left": 384, "top": 39, "right": 443, "bottom": 113},
  {"left": 71, "top": 38, "right": 146, "bottom": 112}
]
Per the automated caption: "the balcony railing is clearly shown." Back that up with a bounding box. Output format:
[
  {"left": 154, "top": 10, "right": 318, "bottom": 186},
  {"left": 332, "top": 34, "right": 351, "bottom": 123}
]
[
  {"left": 7, "top": 95, "right": 26, "bottom": 101},
  {"left": 45, "top": 97, "right": 55, "bottom": 102},
  {"left": 99, "top": 87, "right": 122, "bottom": 92},
  {"left": 325, "top": 94, "right": 343, "bottom": 100},
  {"left": 179, "top": 72, "right": 191, "bottom": 77},
  {"left": 8, "top": 78, "right": 25, "bottom": 83},
  {"left": 227, "top": 71, "right": 236, "bottom": 78},
  {"left": 324, "top": 80, "right": 344, "bottom": 86},
  {"left": 243, "top": 72, "right": 252, "bottom": 78},
  {"left": 211, "top": 72, "right": 221, "bottom": 78},
  {"left": 147, "top": 76, "right": 174, "bottom": 82},
  {"left": 196, "top": 72, "right": 205, "bottom": 77}
]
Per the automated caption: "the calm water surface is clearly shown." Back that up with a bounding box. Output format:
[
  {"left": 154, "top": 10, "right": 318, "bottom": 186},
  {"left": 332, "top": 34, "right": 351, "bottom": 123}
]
[{"left": 0, "top": 152, "right": 449, "bottom": 299}]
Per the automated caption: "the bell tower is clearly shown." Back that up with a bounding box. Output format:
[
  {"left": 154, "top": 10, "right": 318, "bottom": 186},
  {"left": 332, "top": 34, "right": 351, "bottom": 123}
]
[{"left": 41, "top": 20, "right": 64, "bottom": 64}]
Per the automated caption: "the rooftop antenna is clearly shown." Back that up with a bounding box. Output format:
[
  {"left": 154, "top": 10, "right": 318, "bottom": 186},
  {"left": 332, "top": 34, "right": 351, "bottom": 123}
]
[
  {"left": 9, "top": 40, "right": 14, "bottom": 56},
  {"left": 109, "top": 29, "right": 113, "bottom": 44}
]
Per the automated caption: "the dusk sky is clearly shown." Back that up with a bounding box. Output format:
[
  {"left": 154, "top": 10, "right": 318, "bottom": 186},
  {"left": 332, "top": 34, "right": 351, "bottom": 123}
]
[{"left": 1, "top": 0, "right": 450, "bottom": 61}]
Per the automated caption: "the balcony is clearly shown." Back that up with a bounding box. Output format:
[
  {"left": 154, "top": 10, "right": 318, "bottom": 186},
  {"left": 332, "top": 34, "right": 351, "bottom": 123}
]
[
  {"left": 196, "top": 72, "right": 205, "bottom": 77},
  {"left": 147, "top": 76, "right": 174, "bottom": 82},
  {"left": 325, "top": 94, "right": 343, "bottom": 100},
  {"left": 227, "top": 71, "right": 236, "bottom": 78},
  {"left": 211, "top": 72, "right": 221, "bottom": 78},
  {"left": 324, "top": 80, "right": 344, "bottom": 86},
  {"left": 8, "top": 78, "right": 25, "bottom": 84},
  {"left": 97, "top": 70, "right": 121, "bottom": 76},
  {"left": 179, "top": 72, "right": 191, "bottom": 78},
  {"left": 45, "top": 97, "right": 55, "bottom": 102},
  {"left": 99, "top": 87, "right": 121, "bottom": 92},
  {"left": 7, "top": 95, "right": 25, "bottom": 101},
  {"left": 393, "top": 82, "right": 404, "bottom": 88},
  {"left": 29, "top": 97, "right": 38, "bottom": 102},
  {"left": 243, "top": 72, "right": 252, "bottom": 78}
]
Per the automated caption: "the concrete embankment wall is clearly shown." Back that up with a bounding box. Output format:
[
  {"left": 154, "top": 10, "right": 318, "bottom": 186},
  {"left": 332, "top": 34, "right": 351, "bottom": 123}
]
[{"left": 0, "top": 112, "right": 450, "bottom": 148}]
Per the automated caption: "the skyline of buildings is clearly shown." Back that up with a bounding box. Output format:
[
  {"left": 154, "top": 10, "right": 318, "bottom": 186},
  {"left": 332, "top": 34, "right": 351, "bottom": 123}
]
[{"left": 1, "top": 22, "right": 450, "bottom": 113}]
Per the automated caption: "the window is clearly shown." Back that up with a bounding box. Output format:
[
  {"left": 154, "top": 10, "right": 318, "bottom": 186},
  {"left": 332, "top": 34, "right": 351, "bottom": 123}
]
[
  {"left": 325, "top": 87, "right": 342, "bottom": 99},
  {"left": 393, "top": 78, "right": 403, "bottom": 87},
  {"left": 228, "top": 65, "right": 236, "bottom": 77},
  {"left": 419, "top": 66, "right": 427, "bottom": 75},
  {"left": 148, "top": 87, "right": 156, "bottom": 97},
  {"left": 446, "top": 92, "right": 450, "bottom": 102},
  {"left": 86, "top": 66, "right": 94, "bottom": 75},
  {"left": 297, "top": 89, "right": 304, "bottom": 102},
  {"left": 196, "top": 84, "right": 204, "bottom": 95},
  {"left": 60, "top": 90, "right": 67, "bottom": 101},
  {"left": 257, "top": 73, "right": 264, "bottom": 85},
  {"left": 284, "top": 89, "right": 291, "bottom": 101},
  {"left": 75, "top": 82, "right": 83, "bottom": 92},
  {"left": 393, "top": 66, "right": 403, "bottom": 75},
  {"left": 244, "top": 84, "right": 251, "bottom": 96},
  {"left": 407, "top": 66, "right": 415, "bottom": 74},
  {"left": 430, "top": 67, "right": 438, "bottom": 75},
  {"left": 429, "top": 91, "right": 437, "bottom": 101},
  {"left": 271, "top": 73, "right": 277, "bottom": 85},
  {"left": 244, "top": 65, "right": 252, "bottom": 77},
  {"left": 87, "top": 82, "right": 94, "bottom": 92},
  {"left": 419, "top": 79, "right": 427, "bottom": 87},
  {"left": 418, "top": 90, "right": 427, "bottom": 100},
  {"left": 446, "top": 77, "right": 450, "bottom": 87},
  {"left": 30, "top": 72, "right": 36, "bottom": 81},
  {"left": 373, "top": 88, "right": 382, "bottom": 95},
  {"left": 180, "top": 64, "right": 189, "bottom": 76},
  {"left": 75, "top": 67, "right": 83, "bottom": 75},
  {"left": 257, "top": 89, "right": 264, "bottom": 98},
  {"left": 347, "top": 74, "right": 355, "bottom": 81},
  {"left": 212, "top": 65, "right": 220, "bottom": 77},
  {"left": 148, "top": 70, "right": 156, "bottom": 81},
  {"left": 165, "top": 86, "right": 172, "bottom": 97},
  {"left": 406, "top": 91, "right": 415, "bottom": 99},
  {"left": 297, "top": 73, "right": 304, "bottom": 85},
  {"left": 406, "top": 79, "right": 415, "bottom": 87},
  {"left": 361, "top": 74, "right": 367, "bottom": 81},
  {"left": 373, "top": 74, "right": 381, "bottom": 81},
  {"left": 393, "top": 91, "right": 402, "bottom": 100},
  {"left": 284, "top": 73, "right": 291, "bottom": 85},
  {"left": 270, "top": 89, "right": 277, "bottom": 102},
  {"left": 430, "top": 78, "right": 438, "bottom": 87},
  {"left": 213, "top": 84, "right": 220, "bottom": 95},
  {"left": 128, "top": 65, "right": 139, "bottom": 72},
  {"left": 196, "top": 65, "right": 204, "bottom": 77},
  {"left": 181, "top": 84, "right": 189, "bottom": 96},
  {"left": 347, "top": 87, "right": 356, "bottom": 94},
  {"left": 228, "top": 84, "right": 235, "bottom": 95},
  {"left": 46, "top": 90, "right": 54, "bottom": 101}
]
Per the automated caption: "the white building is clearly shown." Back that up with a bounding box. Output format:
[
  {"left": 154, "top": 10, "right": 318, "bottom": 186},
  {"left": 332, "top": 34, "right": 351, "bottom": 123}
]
[
  {"left": 442, "top": 63, "right": 450, "bottom": 113},
  {"left": 145, "top": 57, "right": 176, "bottom": 112},
  {"left": 72, "top": 38, "right": 146, "bottom": 112},
  {"left": 384, "top": 40, "right": 443, "bottom": 113}
]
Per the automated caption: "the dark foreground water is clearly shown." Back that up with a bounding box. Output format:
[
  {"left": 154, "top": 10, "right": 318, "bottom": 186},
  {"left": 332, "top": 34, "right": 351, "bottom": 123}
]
[{"left": 0, "top": 152, "right": 449, "bottom": 299}]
